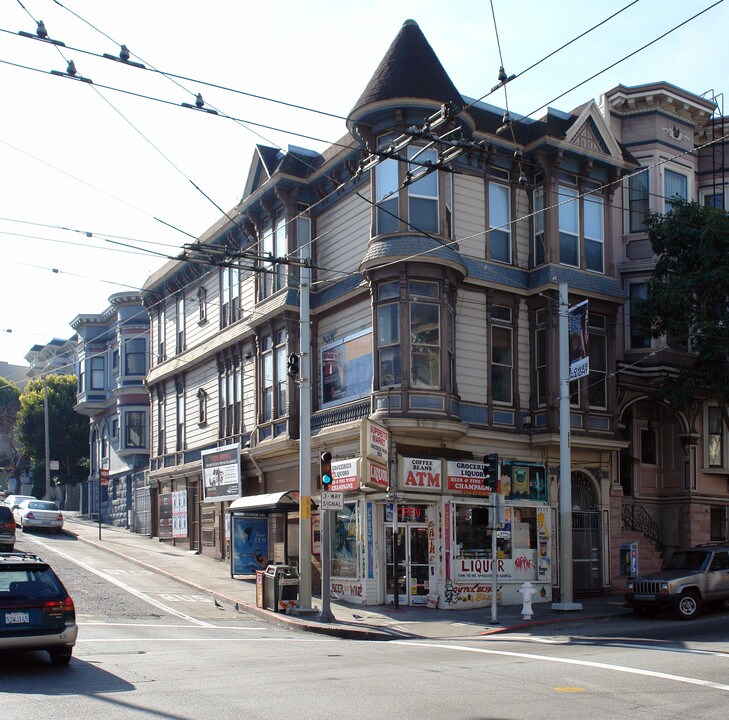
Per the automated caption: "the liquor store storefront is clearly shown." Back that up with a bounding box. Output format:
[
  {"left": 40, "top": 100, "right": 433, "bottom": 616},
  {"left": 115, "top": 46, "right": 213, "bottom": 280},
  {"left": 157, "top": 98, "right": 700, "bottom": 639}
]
[{"left": 324, "top": 454, "right": 554, "bottom": 609}]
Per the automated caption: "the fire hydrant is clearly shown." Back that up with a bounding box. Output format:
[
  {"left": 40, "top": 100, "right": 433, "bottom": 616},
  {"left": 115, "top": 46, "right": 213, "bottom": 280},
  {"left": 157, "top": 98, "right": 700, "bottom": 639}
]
[{"left": 518, "top": 581, "right": 536, "bottom": 620}]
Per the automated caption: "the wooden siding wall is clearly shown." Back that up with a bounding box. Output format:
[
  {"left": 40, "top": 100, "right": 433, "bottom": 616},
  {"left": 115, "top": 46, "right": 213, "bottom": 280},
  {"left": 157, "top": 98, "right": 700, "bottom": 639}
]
[
  {"left": 315, "top": 188, "right": 371, "bottom": 281},
  {"left": 514, "top": 189, "right": 531, "bottom": 269},
  {"left": 183, "top": 359, "right": 220, "bottom": 449},
  {"left": 455, "top": 289, "right": 488, "bottom": 403},
  {"left": 453, "top": 173, "right": 485, "bottom": 259}
]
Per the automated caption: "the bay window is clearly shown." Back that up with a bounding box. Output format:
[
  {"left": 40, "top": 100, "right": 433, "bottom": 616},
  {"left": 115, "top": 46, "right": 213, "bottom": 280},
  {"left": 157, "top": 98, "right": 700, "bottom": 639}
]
[
  {"left": 708, "top": 406, "right": 723, "bottom": 468},
  {"left": 407, "top": 147, "right": 439, "bottom": 233},
  {"left": 534, "top": 186, "right": 545, "bottom": 265},
  {"left": 124, "top": 411, "right": 145, "bottom": 448},
  {"left": 558, "top": 186, "right": 579, "bottom": 267},
  {"left": 260, "top": 330, "right": 288, "bottom": 426},
  {"left": 376, "top": 282, "right": 401, "bottom": 388},
  {"left": 90, "top": 356, "right": 105, "bottom": 390},
  {"left": 410, "top": 281, "right": 440, "bottom": 388},
  {"left": 221, "top": 267, "right": 239, "bottom": 328},
  {"left": 628, "top": 170, "right": 649, "bottom": 232},
  {"left": 124, "top": 337, "right": 146, "bottom": 376},
  {"left": 588, "top": 315, "right": 607, "bottom": 409},
  {"left": 664, "top": 168, "right": 688, "bottom": 209},
  {"left": 584, "top": 194, "right": 604, "bottom": 273}
]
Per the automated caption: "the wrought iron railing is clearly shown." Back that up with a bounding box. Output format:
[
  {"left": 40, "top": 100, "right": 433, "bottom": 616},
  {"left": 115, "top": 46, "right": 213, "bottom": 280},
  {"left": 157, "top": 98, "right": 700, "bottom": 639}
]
[
  {"left": 622, "top": 503, "right": 661, "bottom": 551},
  {"left": 311, "top": 399, "right": 371, "bottom": 432}
]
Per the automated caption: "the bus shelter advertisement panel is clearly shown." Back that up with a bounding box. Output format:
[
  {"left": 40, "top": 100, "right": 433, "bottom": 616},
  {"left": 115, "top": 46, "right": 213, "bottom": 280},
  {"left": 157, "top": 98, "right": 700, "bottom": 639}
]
[
  {"left": 201, "top": 443, "right": 241, "bottom": 502},
  {"left": 231, "top": 516, "right": 269, "bottom": 575}
]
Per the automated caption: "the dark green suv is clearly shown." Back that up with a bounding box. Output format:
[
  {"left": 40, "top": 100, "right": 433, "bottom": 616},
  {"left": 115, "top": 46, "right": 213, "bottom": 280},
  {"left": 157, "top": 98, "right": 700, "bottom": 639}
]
[
  {"left": 0, "top": 506, "right": 15, "bottom": 551},
  {"left": 625, "top": 544, "right": 729, "bottom": 620}
]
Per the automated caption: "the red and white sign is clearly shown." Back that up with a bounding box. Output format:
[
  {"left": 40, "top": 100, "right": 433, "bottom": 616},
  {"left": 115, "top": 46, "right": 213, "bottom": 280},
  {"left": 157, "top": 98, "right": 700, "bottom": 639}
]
[
  {"left": 401, "top": 458, "right": 442, "bottom": 493},
  {"left": 363, "top": 460, "right": 389, "bottom": 491},
  {"left": 446, "top": 460, "right": 490, "bottom": 496},
  {"left": 99, "top": 468, "right": 109, "bottom": 486},
  {"left": 330, "top": 458, "right": 359, "bottom": 492},
  {"left": 361, "top": 419, "right": 389, "bottom": 464}
]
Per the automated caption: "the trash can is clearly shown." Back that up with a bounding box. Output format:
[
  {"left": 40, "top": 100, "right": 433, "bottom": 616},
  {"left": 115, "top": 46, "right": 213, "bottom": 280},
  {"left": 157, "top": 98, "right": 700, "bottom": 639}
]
[{"left": 263, "top": 564, "right": 300, "bottom": 612}]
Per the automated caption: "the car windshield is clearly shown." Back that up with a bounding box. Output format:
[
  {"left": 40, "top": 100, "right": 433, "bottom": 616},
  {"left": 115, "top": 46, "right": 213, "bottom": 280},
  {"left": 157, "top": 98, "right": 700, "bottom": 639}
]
[
  {"left": 663, "top": 550, "right": 710, "bottom": 572},
  {"left": 26, "top": 501, "right": 59, "bottom": 511}
]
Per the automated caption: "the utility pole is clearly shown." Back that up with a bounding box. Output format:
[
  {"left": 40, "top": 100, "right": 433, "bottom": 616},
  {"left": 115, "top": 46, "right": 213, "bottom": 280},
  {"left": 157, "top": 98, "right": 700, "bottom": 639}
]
[
  {"left": 43, "top": 373, "right": 51, "bottom": 501},
  {"left": 298, "top": 246, "right": 313, "bottom": 610},
  {"left": 552, "top": 282, "right": 582, "bottom": 612}
]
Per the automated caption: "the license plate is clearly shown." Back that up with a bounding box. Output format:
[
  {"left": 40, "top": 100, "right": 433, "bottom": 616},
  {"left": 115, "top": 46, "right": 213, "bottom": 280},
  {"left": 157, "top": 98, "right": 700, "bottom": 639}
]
[{"left": 5, "top": 611, "right": 30, "bottom": 624}]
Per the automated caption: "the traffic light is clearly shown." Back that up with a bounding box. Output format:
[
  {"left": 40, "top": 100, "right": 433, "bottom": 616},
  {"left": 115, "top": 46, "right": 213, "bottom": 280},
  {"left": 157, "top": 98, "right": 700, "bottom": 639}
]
[
  {"left": 287, "top": 353, "right": 299, "bottom": 377},
  {"left": 320, "top": 452, "right": 333, "bottom": 486},
  {"left": 483, "top": 453, "right": 499, "bottom": 491}
]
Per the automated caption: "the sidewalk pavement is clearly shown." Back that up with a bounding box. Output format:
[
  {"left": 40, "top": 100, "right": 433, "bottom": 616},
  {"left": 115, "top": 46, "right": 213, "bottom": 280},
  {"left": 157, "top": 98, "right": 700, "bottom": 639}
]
[{"left": 59, "top": 512, "right": 632, "bottom": 641}]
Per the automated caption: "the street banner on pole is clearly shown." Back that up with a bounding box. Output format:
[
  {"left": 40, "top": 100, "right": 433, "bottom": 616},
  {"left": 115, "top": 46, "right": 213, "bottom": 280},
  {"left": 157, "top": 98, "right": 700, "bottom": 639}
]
[{"left": 568, "top": 299, "right": 589, "bottom": 381}]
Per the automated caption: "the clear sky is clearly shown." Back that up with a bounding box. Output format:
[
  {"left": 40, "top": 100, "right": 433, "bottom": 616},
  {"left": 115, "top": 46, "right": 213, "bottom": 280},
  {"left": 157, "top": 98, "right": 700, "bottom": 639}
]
[{"left": 1, "top": 0, "right": 726, "bottom": 367}]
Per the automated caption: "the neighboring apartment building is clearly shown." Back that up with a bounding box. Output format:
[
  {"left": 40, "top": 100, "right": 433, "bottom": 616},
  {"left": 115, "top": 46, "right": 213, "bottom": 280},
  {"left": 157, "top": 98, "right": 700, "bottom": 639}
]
[
  {"left": 602, "top": 83, "right": 729, "bottom": 580},
  {"left": 140, "top": 20, "right": 727, "bottom": 607},
  {"left": 71, "top": 293, "right": 150, "bottom": 531}
]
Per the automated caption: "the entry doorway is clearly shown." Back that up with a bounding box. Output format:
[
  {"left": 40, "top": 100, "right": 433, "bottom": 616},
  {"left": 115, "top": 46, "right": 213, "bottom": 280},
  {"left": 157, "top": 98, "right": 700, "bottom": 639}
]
[
  {"left": 571, "top": 472, "right": 602, "bottom": 594},
  {"left": 384, "top": 524, "right": 430, "bottom": 605}
]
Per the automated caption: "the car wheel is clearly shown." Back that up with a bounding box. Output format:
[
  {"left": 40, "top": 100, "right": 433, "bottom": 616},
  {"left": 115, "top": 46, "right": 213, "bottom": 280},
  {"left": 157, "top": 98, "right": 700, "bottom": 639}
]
[
  {"left": 49, "top": 649, "right": 72, "bottom": 666},
  {"left": 633, "top": 606, "right": 660, "bottom": 619},
  {"left": 674, "top": 591, "right": 702, "bottom": 620}
]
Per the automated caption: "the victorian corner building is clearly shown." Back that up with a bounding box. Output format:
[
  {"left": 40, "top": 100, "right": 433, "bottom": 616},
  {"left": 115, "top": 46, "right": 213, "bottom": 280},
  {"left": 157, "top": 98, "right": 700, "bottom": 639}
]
[{"left": 114, "top": 20, "right": 729, "bottom": 609}]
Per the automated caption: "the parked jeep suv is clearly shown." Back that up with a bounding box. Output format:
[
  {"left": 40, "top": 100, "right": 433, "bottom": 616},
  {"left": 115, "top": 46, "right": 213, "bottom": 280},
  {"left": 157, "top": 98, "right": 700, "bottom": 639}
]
[{"left": 625, "top": 544, "right": 729, "bottom": 620}]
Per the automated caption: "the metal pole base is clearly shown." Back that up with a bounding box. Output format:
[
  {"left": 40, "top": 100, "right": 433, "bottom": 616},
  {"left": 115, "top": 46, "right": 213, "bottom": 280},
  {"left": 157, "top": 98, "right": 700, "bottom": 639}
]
[{"left": 318, "top": 610, "right": 335, "bottom": 623}]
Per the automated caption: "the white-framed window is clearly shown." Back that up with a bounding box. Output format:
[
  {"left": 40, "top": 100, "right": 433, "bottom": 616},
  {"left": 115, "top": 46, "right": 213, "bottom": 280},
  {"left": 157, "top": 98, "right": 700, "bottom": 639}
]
[
  {"left": 584, "top": 193, "right": 604, "bottom": 273},
  {"left": 90, "top": 356, "right": 105, "bottom": 390},
  {"left": 488, "top": 182, "right": 511, "bottom": 263},
  {"left": 558, "top": 185, "right": 580, "bottom": 267},
  {"left": 490, "top": 305, "right": 513, "bottom": 405},
  {"left": 260, "top": 331, "right": 288, "bottom": 424},
  {"left": 220, "top": 267, "right": 239, "bottom": 328},
  {"left": 664, "top": 167, "right": 688, "bottom": 209}
]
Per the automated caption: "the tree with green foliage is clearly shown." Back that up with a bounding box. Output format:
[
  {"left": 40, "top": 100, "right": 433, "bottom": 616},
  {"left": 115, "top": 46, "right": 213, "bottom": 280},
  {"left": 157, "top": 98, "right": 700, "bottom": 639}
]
[
  {"left": 639, "top": 199, "right": 729, "bottom": 426},
  {"left": 16, "top": 374, "right": 88, "bottom": 495},
  {"left": 0, "top": 377, "right": 22, "bottom": 481}
]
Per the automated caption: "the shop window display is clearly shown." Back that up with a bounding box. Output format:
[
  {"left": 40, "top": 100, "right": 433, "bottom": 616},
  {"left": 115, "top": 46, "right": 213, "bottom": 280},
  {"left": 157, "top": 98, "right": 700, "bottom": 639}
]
[{"left": 331, "top": 503, "right": 357, "bottom": 577}]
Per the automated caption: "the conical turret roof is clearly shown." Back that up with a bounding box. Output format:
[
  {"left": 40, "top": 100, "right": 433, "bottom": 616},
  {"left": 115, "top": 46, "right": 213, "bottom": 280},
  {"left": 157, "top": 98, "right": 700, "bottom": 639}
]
[{"left": 349, "top": 20, "right": 463, "bottom": 122}]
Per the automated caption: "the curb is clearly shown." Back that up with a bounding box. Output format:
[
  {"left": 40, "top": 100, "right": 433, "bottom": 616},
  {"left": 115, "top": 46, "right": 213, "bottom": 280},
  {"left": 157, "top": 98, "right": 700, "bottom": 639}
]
[{"left": 65, "top": 527, "right": 396, "bottom": 641}]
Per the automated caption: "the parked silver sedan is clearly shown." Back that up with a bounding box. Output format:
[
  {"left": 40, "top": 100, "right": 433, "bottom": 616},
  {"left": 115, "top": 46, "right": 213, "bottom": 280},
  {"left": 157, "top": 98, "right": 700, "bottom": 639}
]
[{"left": 13, "top": 501, "right": 64, "bottom": 533}]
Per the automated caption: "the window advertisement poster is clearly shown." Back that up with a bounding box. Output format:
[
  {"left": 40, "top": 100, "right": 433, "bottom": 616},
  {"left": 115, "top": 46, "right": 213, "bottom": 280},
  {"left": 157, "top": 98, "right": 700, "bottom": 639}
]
[
  {"left": 446, "top": 460, "right": 490, "bottom": 496},
  {"left": 321, "top": 329, "right": 373, "bottom": 407},
  {"left": 159, "top": 493, "right": 173, "bottom": 539},
  {"left": 332, "top": 503, "right": 357, "bottom": 577},
  {"left": 201, "top": 443, "right": 241, "bottom": 502},
  {"left": 400, "top": 457, "right": 442, "bottom": 493},
  {"left": 568, "top": 299, "right": 589, "bottom": 380},
  {"left": 231, "top": 515, "right": 269, "bottom": 575},
  {"left": 330, "top": 458, "right": 359, "bottom": 492},
  {"left": 499, "top": 460, "right": 548, "bottom": 501},
  {"left": 172, "top": 489, "right": 188, "bottom": 539}
]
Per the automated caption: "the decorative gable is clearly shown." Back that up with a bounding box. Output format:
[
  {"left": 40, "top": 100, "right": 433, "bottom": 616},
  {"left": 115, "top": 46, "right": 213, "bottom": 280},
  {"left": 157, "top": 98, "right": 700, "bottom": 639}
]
[{"left": 564, "top": 100, "right": 623, "bottom": 161}]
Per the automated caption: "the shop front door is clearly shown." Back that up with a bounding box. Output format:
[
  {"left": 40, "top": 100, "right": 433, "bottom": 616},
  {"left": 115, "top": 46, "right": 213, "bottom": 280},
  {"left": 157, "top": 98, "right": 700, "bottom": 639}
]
[{"left": 385, "top": 524, "right": 430, "bottom": 605}]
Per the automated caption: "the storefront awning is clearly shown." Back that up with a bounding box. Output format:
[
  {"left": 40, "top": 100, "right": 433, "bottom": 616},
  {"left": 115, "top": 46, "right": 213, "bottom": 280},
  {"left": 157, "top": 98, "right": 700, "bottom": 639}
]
[{"left": 227, "top": 491, "right": 301, "bottom": 514}]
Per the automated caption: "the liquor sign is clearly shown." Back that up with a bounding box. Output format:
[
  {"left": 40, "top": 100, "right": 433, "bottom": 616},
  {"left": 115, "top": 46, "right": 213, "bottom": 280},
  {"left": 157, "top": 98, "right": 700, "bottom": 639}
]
[
  {"left": 201, "top": 443, "right": 241, "bottom": 502},
  {"left": 330, "top": 458, "right": 359, "bottom": 492},
  {"left": 361, "top": 418, "right": 389, "bottom": 465},
  {"left": 99, "top": 468, "right": 109, "bottom": 486},
  {"left": 400, "top": 458, "right": 442, "bottom": 493},
  {"left": 362, "top": 460, "right": 389, "bottom": 491},
  {"left": 446, "top": 460, "right": 490, "bottom": 496}
]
